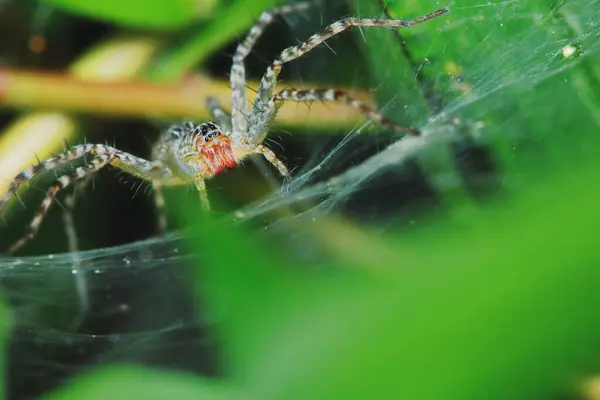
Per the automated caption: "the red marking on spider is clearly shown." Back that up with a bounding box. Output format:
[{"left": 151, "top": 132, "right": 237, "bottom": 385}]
[{"left": 201, "top": 136, "right": 236, "bottom": 176}]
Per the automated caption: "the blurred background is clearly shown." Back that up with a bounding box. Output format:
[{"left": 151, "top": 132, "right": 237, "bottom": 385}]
[{"left": 0, "top": 0, "right": 599, "bottom": 399}]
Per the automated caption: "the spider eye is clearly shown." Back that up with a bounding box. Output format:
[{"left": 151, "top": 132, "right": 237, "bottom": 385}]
[{"left": 201, "top": 125, "right": 209, "bottom": 135}]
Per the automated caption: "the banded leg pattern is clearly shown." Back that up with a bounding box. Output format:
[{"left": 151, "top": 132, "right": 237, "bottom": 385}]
[
  {"left": 274, "top": 88, "right": 420, "bottom": 135},
  {"left": 1, "top": 144, "right": 159, "bottom": 253},
  {"left": 1, "top": 144, "right": 98, "bottom": 215},
  {"left": 7, "top": 154, "right": 112, "bottom": 254},
  {"left": 230, "top": 1, "right": 311, "bottom": 134},
  {"left": 248, "top": 7, "right": 449, "bottom": 142},
  {"left": 254, "top": 145, "right": 290, "bottom": 179},
  {"left": 0, "top": 144, "right": 155, "bottom": 215}
]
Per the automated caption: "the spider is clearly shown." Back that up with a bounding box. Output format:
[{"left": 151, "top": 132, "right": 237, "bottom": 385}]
[{"left": 0, "top": 3, "right": 448, "bottom": 253}]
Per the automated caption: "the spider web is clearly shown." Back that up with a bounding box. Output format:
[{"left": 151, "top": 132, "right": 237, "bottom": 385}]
[{"left": 1, "top": 0, "right": 599, "bottom": 397}]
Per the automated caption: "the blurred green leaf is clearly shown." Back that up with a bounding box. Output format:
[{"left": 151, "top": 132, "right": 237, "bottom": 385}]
[
  {"left": 41, "top": 0, "right": 217, "bottom": 29},
  {"left": 246, "top": 151, "right": 600, "bottom": 399},
  {"left": 384, "top": 0, "right": 600, "bottom": 174},
  {"left": 146, "top": 0, "right": 284, "bottom": 81},
  {"left": 41, "top": 364, "right": 231, "bottom": 400},
  {"left": 185, "top": 128, "right": 600, "bottom": 398}
]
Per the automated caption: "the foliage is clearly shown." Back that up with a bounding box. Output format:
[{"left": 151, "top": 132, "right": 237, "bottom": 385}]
[{"left": 0, "top": 0, "right": 599, "bottom": 398}]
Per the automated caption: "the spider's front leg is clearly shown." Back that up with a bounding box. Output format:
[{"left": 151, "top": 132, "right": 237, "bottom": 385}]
[
  {"left": 150, "top": 144, "right": 211, "bottom": 230},
  {"left": 230, "top": 2, "right": 312, "bottom": 135},
  {"left": 246, "top": 6, "right": 449, "bottom": 145},
  {"left": 147, "top": 160, "right": 209, "bottom": 233},
  {"left": 194, "top": 178, "right": 210, "bottom": 212},
  {"left": 205, "top": 97, "right": 232, "bottom": 132}
]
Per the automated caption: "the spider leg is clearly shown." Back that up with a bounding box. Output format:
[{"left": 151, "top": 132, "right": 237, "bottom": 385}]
[
  {"left": 253, "top": 145, "right": 290, "bottom": 181},
  {"left": 61, "top": 175, "right": 95, "bottom": 317},
  {"left": 274, "top": 88, "right": 420, "bottom": 135},
  {"left": 62, "top": 173, "right": 94, "bottom": 253},
  {"left": 2, "top": 144, "right": 171, "bottom": 253},
  {"left": 149, "top": 160, "right": 176, "bottom": 234},
  {"left": 247, "top": 7, "right": 449, "bottom": 145},
  {"left": 153, "top": 182, "right": 168, "bottom": 233},
  {"left": 194, "top": 179, "right": 210, "bottom": 212},
  {"left": 0, "top": 144, "right": 96, "bottom": 215},
  {"left": 206, "top": 97, "right": 285, "bottom": 186},
  {"left": 0, "top": 144, "right": 156, "bottom": 216},
  {"left": 7, "top": 154, "right": 112, "bottom": 254},
  {"left": 230, "top": 1, "right": 312, "bottom": 135},
  {"left": 151, "top": 145, "right": 211, "bottom": 225},
  {"left": 205, "top": 97, "right": 232, "bottom": 132}
]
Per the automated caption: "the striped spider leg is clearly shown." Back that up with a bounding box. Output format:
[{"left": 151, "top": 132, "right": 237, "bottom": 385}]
[
  {"left": 0, "top": 3, "right": 448, "bottom": 253},
  {"left": 242, "top": 5, "right": 450, "bottom": 146},
  {"left": 0, "top": 144, "right": 180, "bottom": 253}
]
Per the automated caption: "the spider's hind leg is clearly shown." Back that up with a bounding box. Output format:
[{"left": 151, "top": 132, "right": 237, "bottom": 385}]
[
  {"left": 274, "top": 88, "right": 420, "bottom": 135},
  {"left": 0, "top": 144, "right": 99, "bottom": 215},
  {"left": 3, "top": 144, "right": 158, "bottom": 253},
  {"left": 7, "top": 154, "right": 112, "bottom": 254}
]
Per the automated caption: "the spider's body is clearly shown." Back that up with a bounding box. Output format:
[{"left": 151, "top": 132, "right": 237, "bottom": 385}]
[
  {"left": 155, "top": 121, "right": 237, "bottom": 180},
  {"left": 0, "top": 3, "right": 448, "bottom": 253}
]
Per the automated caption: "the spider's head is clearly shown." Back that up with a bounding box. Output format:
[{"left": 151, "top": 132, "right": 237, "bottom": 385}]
[{"left": 194, "top": 122, "right": 236, "bottom": 176}]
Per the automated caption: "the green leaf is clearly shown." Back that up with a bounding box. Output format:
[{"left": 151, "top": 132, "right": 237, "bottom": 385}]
[
  {"left": 347, "top": 0, "right": 435, "bottom": 127},
  {"left": 41, "top": 0, "right": 217, "bottom": 29},
  {"left": 243, "top": 151, "right": 600, "bottom": 399},
  {"left": 382, "top": 0, "right": 600, "bottom": 174},
  {"left": 184, "top": 134, "right": 600, "bottom": 399},
  {"left": 40, "top": 364, "right": 231, "bottom": 400},
  {"left": 145, "top": 0, "right": 285, "bottom": 81}
]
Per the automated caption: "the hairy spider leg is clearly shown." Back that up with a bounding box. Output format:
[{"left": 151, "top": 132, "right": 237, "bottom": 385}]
[
  {"left": 149, "top": 159, "right": 207, "bottom": 233},
  {"left": 2, "top": 144, "right": 178, "bottom": 253},
  {"left": 152, "top": 180, "right": 168, "bottom": 233},
  {"left": 194, "top": 179, "right": 210, "bottom": 212},
  {"left": 205, "top": 97, "right": 232, "bottom": 131},
  {"left": 62, "top": 173, "right": 94, "bottom": 253},
  {"left": 0, "top": 144, "right": 98, "bottom": 215},
  {"left": 253, "top": 145, "right": 290, "bottom": 179},
  {"left": 0, "top": 144, "right": 158, "bottom": 215},
  {"left": 7, "top": 154, "right": 112, "bottom": 253},
  {"left": 247, "top": 7, "right": 449, "bottom": 145},
  {"left": 151, "top": 139, "right": 211, "bottom": 216},
  {"left": 230, "top": 2, "right": 312, "bottom": 135},
  {"left": 274, "top": 88, "right": 420, "bottom": 135}
]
